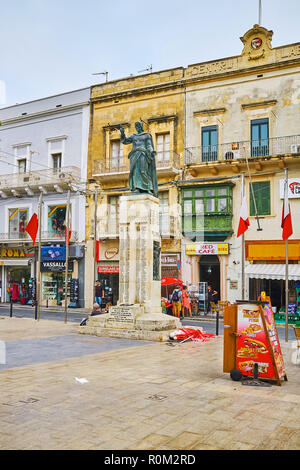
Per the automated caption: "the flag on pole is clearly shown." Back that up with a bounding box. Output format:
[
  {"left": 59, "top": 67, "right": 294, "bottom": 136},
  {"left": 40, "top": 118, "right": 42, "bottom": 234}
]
[
  {"left": 64, "top": 225, "right": 71, "bottom": 246},
  {"left": 281, "top": 179, "right": 293, "bottom": 240},
  {"left": 24, "top": 213, "right": 38, "bottom": 246},
  {"left": 237, "top": 195, "right": 250, "bottom": 237}
]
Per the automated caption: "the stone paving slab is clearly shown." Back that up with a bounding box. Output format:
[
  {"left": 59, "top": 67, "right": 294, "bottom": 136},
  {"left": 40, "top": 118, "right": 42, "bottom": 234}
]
[{"left": 0, "top": 317, "right": 300, "bottom": 450}]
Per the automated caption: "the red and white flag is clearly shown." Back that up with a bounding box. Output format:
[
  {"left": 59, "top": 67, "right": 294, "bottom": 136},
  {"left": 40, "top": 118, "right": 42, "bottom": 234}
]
[
  {"left": 237, "top": 195, "right": 250, "bottom": 237},
  {"left": 281, "top": 179, "right": 293, "bottom": 240},
  {"left": 24, "top": 213, "right": 38, "bottom": 246}
]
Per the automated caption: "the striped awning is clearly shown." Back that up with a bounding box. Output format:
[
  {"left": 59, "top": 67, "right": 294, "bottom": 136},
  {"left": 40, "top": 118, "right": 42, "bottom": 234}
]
[{"left": 245, "top": 264, "right": 300, "bottom": 281}]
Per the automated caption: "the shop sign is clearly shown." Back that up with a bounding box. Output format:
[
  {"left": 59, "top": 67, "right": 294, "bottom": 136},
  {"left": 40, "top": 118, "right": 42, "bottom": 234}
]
[
  {"left": 98, "top": 266, "right": 119, "bottom": 273},
  {"left": 105, "top": 248, "right": 119, "bottom": 260},
  {"left": 1, "top": 248, "right": 26, "bottom": 258},
  {"left": 41, "top": 261, "right": 73, "bottom": 272},
  {"left": 41, "top": 246, "right": 66, "bottom": 261},
  {"left": 230, "top": 280, "right": 238, "bottom": 290},
  {"left": 185, "top": 243, "right": 229, "bottom": 255},
  {"left": 161, "top": 254, "right": 180, "bottom": 266},
  {"left": 280, "top": 178, "right": 300, "bottom": 198}
]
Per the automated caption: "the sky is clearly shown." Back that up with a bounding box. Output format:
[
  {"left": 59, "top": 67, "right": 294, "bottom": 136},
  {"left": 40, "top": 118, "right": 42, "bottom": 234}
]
[{"left": 1, "top": 0, "right": 300, "bottom": 107}]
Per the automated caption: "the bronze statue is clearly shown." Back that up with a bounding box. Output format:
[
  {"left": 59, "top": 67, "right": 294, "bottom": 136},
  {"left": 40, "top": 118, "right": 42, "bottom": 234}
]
[{"left": 120, "top": 121, "right": 158, "bottom": 198}]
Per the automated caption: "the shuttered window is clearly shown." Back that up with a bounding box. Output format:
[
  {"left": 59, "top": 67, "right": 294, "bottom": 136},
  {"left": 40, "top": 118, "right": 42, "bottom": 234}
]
[{"left": 250, "top": 181, "right": 271, "bottom": 216}]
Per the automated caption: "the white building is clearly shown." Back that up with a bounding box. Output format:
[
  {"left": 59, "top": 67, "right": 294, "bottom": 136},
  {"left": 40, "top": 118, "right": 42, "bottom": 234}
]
[{"left": 0, "top": 87, "right": 90, "bottom": 307}]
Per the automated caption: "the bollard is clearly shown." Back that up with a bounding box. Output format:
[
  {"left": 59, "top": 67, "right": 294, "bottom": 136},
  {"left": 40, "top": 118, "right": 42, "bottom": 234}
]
[
  {"left": 216, "top": 311, "right": 219, "bottom": 336},
  {"left": 10, "top": 297, "right": 13, "bottom": 318}
]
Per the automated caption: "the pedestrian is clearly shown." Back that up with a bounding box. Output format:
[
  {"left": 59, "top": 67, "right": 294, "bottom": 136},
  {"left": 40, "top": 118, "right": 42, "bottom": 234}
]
[
  {"left": 207, "top": 285, "right": 218, "bottom": 315},
  {"left": 171, "top": 285, "right": 182, "bottom": 318},
  {"left": 181, "top": 285, "right": 192, "bottom": 319},
  {"left": 80, "top": 303, "right": 102, "bottom": 326},
  {"left": 95, "top": 280, "right": 104, "bottom": 311}
]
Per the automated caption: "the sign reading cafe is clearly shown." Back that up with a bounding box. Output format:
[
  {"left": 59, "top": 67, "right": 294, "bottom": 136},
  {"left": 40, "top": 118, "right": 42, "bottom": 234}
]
[{"left": 185, "top": 243, "right": 229, "bottom": 256}]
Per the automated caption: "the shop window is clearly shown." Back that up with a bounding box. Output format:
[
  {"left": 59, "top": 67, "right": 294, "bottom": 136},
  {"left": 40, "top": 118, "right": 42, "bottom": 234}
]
[
  {"left": 9, "top": 208, "right": 28, "bottom": 238},
  {"left": 156, "top": 133, "right": 170, "bottom": 163},
  {"left": 110, "top": 140, "right": 123, "bottom": 170},
  {"left": 251, "top": 118, "right": 269, "bottom": 157},
  {"left": 48, "top": 205, "right": 69, "bottom": 237},
  {"left": 250, "top": 181, "right": 271, "bottom": 216},
  {"left": 201, "top": 126, "right": 218, "bottom": 162}
]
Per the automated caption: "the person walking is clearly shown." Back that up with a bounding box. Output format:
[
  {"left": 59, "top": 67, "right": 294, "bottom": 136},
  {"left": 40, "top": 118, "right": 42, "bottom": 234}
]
[
  {"left": 171, "top": 285, "right": 182, "bottom": 318},
  {"left": 181, "top": 285, "right": 192, "bottom": 319},
  {"left": 95, "top": 281, "right": 104, "bottom": 311},
  {"left": 207, "top": 285, "right": 218, "bottom": 315}
]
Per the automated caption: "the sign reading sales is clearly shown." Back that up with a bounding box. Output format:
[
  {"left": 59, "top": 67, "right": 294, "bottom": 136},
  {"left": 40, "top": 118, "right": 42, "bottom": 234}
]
[{"left": 185, "top": 243, "right": 229, "bottom": 255}]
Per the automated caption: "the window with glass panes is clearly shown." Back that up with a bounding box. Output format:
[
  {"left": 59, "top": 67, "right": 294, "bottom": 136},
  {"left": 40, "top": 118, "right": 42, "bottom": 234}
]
[
  {"left": 110, "top": 140, "right": 123, "bottom": 170},
  {"left": 249, "top": 181, "right": 270, "bottom": 216},
  {"left": 156, "top": 133, "right": 170, "bottom": 164},
  {"left": 182, "top": 185, "right": 232, "bottom": 233},
  {"left": 9, "top": 208, "right": 28, "bottom": 237},
  {"left": 201, "top": 126, "right": 218, "bottom": 162},
  {"left": 251, "top": 118, "right": 269, "bottom": 157}
]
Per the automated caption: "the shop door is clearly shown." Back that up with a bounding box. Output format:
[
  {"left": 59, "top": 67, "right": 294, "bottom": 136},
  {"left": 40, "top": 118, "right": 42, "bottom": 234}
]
[{"left": 199, "top": 255, "right": 220, "bottom": 301}]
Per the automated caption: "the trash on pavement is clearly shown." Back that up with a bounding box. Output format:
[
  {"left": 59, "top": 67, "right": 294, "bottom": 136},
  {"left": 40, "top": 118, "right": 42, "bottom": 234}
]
[
  {"left": 169, "top": 327, "right": 216, "bottom": 343},
  {"left": 75, "top": 377, "right": 89, "bottom": 384}
]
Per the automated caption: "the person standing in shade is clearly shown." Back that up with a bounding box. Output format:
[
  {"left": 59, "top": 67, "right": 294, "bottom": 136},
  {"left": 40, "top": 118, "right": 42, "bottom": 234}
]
[
  {"left": 181, "top": 285, "right": 192, "bottom": 319},
  {"left": 95, "top": 280, "right": 104, "bottom": 311},
  {"left": 171, "top": 285, "right": 182, "bottom": 318},
  {"left": 207, "top": 284, "right": 218, "bottom": 315}
]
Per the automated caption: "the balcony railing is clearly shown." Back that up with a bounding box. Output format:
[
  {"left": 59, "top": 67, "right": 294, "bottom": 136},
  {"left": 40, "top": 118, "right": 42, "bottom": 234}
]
[
  {"left": 0, "top": 166, "right": 81, "bottom": 192},
  {"left": 93, "top": 151, "right": 181, "bottom": 175},
  {"left": 185, "top": 135, "right": 300, "bottom": 164},
  {"left": 0, "top": 231, "right": 79, "bottom": 242}
]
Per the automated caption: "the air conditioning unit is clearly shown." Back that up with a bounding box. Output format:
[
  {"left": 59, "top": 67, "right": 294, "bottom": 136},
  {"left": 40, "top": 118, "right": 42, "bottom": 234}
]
[{"left": 291, "top": 144, "right": 300, "bottom": 154}]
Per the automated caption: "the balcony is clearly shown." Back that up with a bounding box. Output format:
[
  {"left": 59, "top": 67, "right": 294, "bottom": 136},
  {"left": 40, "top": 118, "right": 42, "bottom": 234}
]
[
  {"left": 185, "top": 135, "right": 300, "bottom": 166},
  {"left": 0, "top": 166, "right": 81, "bottom": 198},
  {"left": 92, "top": 151, "right": 181, "bottom": 182},
  {"left": 0, "top": 231, "right": 79, "bottom": 243}
]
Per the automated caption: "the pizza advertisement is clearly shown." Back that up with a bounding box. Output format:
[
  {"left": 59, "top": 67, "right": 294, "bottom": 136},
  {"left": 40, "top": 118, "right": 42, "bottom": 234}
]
[
  {"left": 236, "top": 303, "right": 276, "bottom": 379},
  {"left": 261, "top": 301, "right": 286, "bottom": 379}
]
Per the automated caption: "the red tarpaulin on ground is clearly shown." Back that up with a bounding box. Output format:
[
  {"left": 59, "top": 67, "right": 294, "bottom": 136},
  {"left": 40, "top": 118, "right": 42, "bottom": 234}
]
[{"left": 169, "top": 328, "right": 216, "bottom": 342}]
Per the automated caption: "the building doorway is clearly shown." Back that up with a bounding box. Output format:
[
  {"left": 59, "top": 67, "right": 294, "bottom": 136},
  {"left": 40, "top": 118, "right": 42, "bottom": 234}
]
[{"left": 199, "top": 255, "right": 220, "bottom": 301}]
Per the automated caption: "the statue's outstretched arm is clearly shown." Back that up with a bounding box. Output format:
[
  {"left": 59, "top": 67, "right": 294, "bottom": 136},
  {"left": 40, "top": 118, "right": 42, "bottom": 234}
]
[{"left": 120, "top": 126, "right": 133, "bottom": 145}]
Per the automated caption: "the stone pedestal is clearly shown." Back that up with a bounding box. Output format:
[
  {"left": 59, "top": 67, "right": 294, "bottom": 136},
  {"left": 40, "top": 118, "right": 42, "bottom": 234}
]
[{"left": 79, "top": 193, "right": 182, "bottom": 341}]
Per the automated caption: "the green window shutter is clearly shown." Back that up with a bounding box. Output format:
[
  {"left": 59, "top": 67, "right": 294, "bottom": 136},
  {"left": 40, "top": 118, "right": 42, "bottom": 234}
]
[{"left": 250, "top": 181, "right": 270, "bottom": 216}]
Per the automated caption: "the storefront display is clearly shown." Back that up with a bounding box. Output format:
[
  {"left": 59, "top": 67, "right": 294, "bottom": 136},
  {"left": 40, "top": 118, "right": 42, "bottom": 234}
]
[{"left": 42, "top": 272, "right": 71, "bottom": 306}]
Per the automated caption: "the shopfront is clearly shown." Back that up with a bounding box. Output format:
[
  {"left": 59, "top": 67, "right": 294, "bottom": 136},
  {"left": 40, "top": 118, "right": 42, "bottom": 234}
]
[
  {"left": 40, "top": 245, "right": 73, "bottom": 306},
  {"left": 96, "top": 240, "right": 119, "bottom": 305},
  {"left": 245, "top": 240, "right": 300, "bottom": 314},
  {"left": 0, "top": 247, "right": 34, "bottom": 303},
  {"left": 185, "top": 242, "right": 229, "bottom": 301},
  {"left": 161, "top": 253, "right": 181, "bottom": 279}
]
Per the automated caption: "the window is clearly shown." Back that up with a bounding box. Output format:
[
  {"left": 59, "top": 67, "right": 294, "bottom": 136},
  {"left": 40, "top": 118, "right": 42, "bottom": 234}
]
[
  {"left": 52, "top": 153, "right": 62, "bottom": 170},
  {"left": 182, "top": 185, "right": 232, "bottom": 235},
  {"left": 251, "top": 118, "right": 269, "bottom": 157},
  {"left": 111, "top": 140, "right": 123, "bottom": 170},
  {"left": 18, "top": 159, "right": 27, "bottom": 173},
  {"left": 250, "top": 181, "right": 271, "bottom": 216},
  {"left": 9, "top": 208, "right": 28, "bottom": 238},
  {"left": 48, "top": 205, "right": 68, "bottom": 237},
  {"left": 156, "top": 134, "right": 170, "bottom": 164},
  {"left": 201, "top": 126, "right": 218, "bottom": 162}
]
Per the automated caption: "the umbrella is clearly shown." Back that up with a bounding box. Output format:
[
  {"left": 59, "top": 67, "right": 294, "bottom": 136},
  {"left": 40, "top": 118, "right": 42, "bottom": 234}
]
[{"left": 161, "top": 277, "right": 183, "bottom": 286}]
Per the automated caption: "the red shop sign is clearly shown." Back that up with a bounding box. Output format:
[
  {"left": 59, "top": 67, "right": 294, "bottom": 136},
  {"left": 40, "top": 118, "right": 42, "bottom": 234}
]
[{"left": 98, "top": 266, "right": 119, "bottom": 273}]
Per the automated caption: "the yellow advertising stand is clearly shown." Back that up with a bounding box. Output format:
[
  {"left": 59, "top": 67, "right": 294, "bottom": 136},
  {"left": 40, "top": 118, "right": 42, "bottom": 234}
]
[{"left": 224, "top": 297, "right": 287, "bottom": 386}]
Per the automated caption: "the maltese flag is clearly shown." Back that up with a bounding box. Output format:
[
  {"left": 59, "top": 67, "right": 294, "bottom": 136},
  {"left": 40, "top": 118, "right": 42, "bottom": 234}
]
[
  {"left": 237, "top": 195, "right": 250, "bottom": 237},
  {"left": 281, "top": 179, "right": 293, "bottom": 240}
]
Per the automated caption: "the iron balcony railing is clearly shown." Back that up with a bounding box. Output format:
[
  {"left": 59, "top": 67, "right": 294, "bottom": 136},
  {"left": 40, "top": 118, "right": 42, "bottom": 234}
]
[
  {"left": 93, "top": 151, "right": 181, "bottom": 175},
  {"left": 0, "top": 166, "right": 81, "bottom": 191},
  {"left": 185, "top": 135, "right": 300, "bottom": 164},
  {"left": 0, "top": 231, "right": 79, "bottom": 242}
]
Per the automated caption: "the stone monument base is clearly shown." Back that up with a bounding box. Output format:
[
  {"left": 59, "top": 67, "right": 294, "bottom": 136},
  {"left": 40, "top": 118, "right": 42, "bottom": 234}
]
[{"left": 78, "top": 304, "right": 183, "bottom": 342}]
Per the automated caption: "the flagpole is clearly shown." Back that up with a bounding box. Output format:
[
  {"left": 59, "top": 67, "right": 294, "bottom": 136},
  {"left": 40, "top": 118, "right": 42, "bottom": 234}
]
[
  {"left": 285, "top": 168, "right": 289, "bottom": 342},
  {"left": 241, "top": 172, "right": 245, "bottom": 300},
  {"left": 36, "top": 192, "right": 43, "bottom": 321},
  {"left": 64, "top": 189, "right": 71, "bottom": 324}
]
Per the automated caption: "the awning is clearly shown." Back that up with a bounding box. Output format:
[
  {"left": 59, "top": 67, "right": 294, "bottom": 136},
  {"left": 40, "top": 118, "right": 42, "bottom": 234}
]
[{"left": 245, "top": 264, "right": 300, "bottom": 281}]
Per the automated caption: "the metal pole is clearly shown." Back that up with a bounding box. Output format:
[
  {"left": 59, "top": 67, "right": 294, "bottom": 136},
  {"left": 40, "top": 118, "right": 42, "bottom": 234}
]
[
  {"left": 216, "top": 311, "right": 219, "bottom": 336},
  {"left": 36, "top": 192, "right": 43, "bottom": 321},
  {"left": 285, "top": 168, "right": 289, "bottom": 342},
  {"left": 64, "top": 189, "right": 71, "bottom": 324},
  {"left": 258, "top": 0, "right": 262, "bottom": 25},
  {"left": 241, "top": 172, "right": 245, "bottom": 301},
  {"left": 93, "top": 186, "right": 99, "bottom": 303}
]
